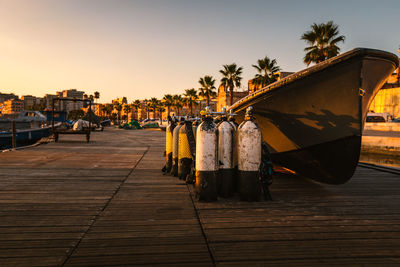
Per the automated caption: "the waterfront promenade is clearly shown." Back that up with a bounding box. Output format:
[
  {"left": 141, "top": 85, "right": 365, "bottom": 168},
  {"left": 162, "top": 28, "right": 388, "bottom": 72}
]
[{"left": 1, "top": 128, "right": 400, "bottom": 266}]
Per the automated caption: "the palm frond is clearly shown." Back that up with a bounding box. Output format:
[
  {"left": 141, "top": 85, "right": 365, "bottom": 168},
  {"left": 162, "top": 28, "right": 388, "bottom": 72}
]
[{"left": 301, "top": 21, "right": 345, "bottom": 65}]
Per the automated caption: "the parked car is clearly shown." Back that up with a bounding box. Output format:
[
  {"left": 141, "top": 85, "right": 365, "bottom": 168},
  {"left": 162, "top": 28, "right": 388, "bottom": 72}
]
[{"left": 366, "top": 112, "right": 392, "bottom": 122}]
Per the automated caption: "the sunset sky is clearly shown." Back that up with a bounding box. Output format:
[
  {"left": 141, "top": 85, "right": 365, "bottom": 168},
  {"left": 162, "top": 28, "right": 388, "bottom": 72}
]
[{"left": 0, "top": 0, "right": 399, "bottom": 102}]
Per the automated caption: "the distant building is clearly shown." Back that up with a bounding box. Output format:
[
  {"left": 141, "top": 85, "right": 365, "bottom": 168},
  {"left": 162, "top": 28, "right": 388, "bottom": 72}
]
[
  {"left": 247, "top": 79, "right": 259, "bottom": 95},
  {"left": 44, "top": 94, "right": 59, "bottom": 110},
  {"left": 2, "top": 99, "right": 24, "bottom": 114},
  {"left": 91, "top": 103, "right": 102, "bottom": 117},
  {"left": 43, "top": 89, "right": 85, "bottom": 112},
  {"left": 198, "top": 96, "right": 218, "bottom": 112},
  {"left": 369, "top": 67, "right": 400, "bottom": 118},
  {"left": 0, "top": 93, "right": 18, "bottom": 103},
  {"left": 64, "top": 101, "right": 83, "bottom": 112},
  {"left": 62, "top": 89, "right": 84, "bottom": 99},
  {"left": 112, "top": 97, "right": 128, "bottom": 105},
  {"left": 61, "top": 89, "right": 85, "bottom": 112},
  {"left": 21, "top": 95, "right": 42, "bottom": 109},
  {"left": 216, "top": 84, "right": 248, "bottom": 111}
]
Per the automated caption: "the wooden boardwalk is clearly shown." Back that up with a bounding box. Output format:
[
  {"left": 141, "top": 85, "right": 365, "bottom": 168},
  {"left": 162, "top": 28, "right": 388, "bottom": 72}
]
[{"left": 0, "top": 128, "right": 399, "bottom": 266}]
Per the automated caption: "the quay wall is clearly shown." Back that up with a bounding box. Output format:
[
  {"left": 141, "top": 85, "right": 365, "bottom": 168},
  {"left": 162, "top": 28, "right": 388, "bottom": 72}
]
[
  {"left": 364, "top": 122, "right": 400, "bottom": 131},
  {"left": 362, "top": 135, "right": 400, "bottom": 155},
  {"left": 369, "top": 85, "right": 400, "bottom": 117},
  {"left": 362, "top": 120, "right": 400, "bottom": 155}
]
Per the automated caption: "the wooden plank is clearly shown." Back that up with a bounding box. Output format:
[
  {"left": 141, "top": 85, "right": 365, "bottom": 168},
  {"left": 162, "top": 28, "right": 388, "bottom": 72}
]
[
  {"left": 210, "top": 239, "right": 400, "bottom": 261},
  {"left": 64, "top": 253, "right": 213, "bottom": 266},
  {"left": 187, "top": 160, "right": 400, "bottom": 265},
  {"left": 0, "top": 239, "right": 77, "bottom": 249},
  {"left": 0, "top": 256, "right": 66, "bottom": 267},
  {"left": 2, "top": 128, "right": 400, "bottom": 266},
  {"left": 77, "top": 236, "right": 209, "bottom": 248},
  {"left": 72, "top": 244, "right": 209, "bottom": 257},
  {"left": 217, "top": 258, "right": 400, "bottom": 266},
  {"left": 0, "top": 247, "right": 73, "bottom": 258},
  {"left": 0, "top": 129, "right": 212, "bottom": 266}
]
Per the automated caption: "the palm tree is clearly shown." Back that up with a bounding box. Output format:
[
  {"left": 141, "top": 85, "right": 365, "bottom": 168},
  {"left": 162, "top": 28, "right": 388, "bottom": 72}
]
[
  {"left": 123, "top": 104, "right": 132, "bottom": 121},
  {"left": 155, "top": 101, "right": 165, "bottom": 120},
  {"left": 252, "top": 56, "right": 281, "bottom": 89},
  {"left": 163, "top": 94, "right": 174, "bottom": 117},
  {"left": 114, "top": 102, "right": 122, "bottom": 122},
  {"left": 143, "top": 99, "right": 151, "bottom": 119},
  {"left": 123, "top": 104, "right": 131, "bottom": 114},
  {"left": 173, "top": 94, "right": 184, "bottom": 116},
  {"left": 94, "top": 91, "right": 100, "bottom": 103},
  {"left": 144, "top": 102, "right": 153, "bottom": 119},
  {"left": 100, "top": 104, "right": 108, "bottom": 119},
  {"left": 105, "top": 104, "right": 114, "bottom": 119},
  {"left": 183, "top": 88, "right": 198, "bottom": 116},
  {"left": 132, "top": 100, "right": 141, "bottom": 120},
  {"left": 132, "top": 100, "right": 141, "bottom": 109},
  {"left": 220, "top": 63, "right": 243, "bottom": 106},
  {"left": 301, "top": 21, "right": 345, "bottom": 66},
  {"left": 198, "top": 76, "right": 217, "bottom": 107},
  {"left": 148, "top": 97, "right": 160, "bottom": 119}
]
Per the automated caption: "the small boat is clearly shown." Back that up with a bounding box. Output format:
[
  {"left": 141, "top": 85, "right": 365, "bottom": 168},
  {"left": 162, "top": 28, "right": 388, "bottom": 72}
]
[
  {"left": 0, "top": 111, "right": 52, "bottom": 150},
  {"left": 230, "top": 48, "right": 399, "bottom": 184},
  {"left": 0, "top": 110, "right": 47, "bottom": 131},
  {"left": 0, "top": 126, "right": 52, "bottom": 150}
]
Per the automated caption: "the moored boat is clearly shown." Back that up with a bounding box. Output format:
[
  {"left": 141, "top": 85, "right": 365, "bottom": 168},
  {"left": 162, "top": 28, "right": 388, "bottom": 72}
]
[
  {"left": 0, "top": 126, "right": 52, "bottom": 150},
  {"left": 0, "top": 111, "right": 52, "bottom": 150},
  {"left": 230, "top": 48, "right": 399, "bottom": 184}
]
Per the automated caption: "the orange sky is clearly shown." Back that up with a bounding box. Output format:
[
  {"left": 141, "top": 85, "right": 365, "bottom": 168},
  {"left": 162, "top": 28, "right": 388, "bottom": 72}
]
[{"left": 1, "top": 0, "right": 399, "bottom": 103}]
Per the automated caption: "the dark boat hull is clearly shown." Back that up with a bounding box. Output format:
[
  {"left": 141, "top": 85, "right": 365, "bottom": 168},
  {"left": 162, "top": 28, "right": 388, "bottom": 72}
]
[
  {"left": 230, "top": 48, "right": 398, "bottom": 184},
  {"left": 0, "top": 126, "right": 52, "bottom": 150}
]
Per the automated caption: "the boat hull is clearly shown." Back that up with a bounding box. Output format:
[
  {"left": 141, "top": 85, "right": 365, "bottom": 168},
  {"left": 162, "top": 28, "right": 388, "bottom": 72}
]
[
  {"left": 0, "top": 126, "right": 52, "bottom": 150},
  {"left": 230, "top": 48, "right": 398, "bottom": 184}
]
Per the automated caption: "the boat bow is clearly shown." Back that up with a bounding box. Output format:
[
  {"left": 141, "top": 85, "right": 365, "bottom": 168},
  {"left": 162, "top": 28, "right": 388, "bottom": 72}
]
[{"left": 230, "top": 48, "right": 399, "bottom": 184}]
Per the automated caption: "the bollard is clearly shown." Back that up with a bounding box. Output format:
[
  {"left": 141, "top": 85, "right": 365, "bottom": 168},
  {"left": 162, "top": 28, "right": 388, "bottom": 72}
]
[
  {"left": 178, "top": 120, "right": 195, "bottom": 180},
  {"left": 171, "top": 117, "right": 184, "bottom": 176},
  {"left": 11, "top": 120, "right": 16, "bottom": 149},
  {"left": 195, "top": 114, "right": 218, "bottom": 201},
  {"left": 217, "top": 117, "right": 235, "bottom": 197},
  {"left": 238, "top": 106, "right": 262, "bottom": 201},
  {"left": 165, "top": 117, "right": 176, "bottom": 173}
]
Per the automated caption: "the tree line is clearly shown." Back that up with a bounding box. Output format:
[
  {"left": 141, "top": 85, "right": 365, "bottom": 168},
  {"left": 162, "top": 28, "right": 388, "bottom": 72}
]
[
  {"left": 100, "top": 21, "right": 345, "bottom": 120},
  {"left": 18, "top": 21, "right": 345, "bottom": 121}
]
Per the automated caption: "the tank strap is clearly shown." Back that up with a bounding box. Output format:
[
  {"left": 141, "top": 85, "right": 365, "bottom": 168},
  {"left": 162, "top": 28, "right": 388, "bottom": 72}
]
[{"left": 185, "top": 122, "right": 196, "bottom": 159}]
